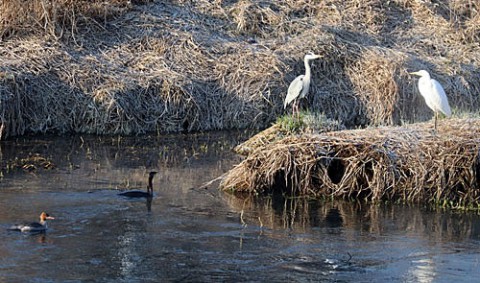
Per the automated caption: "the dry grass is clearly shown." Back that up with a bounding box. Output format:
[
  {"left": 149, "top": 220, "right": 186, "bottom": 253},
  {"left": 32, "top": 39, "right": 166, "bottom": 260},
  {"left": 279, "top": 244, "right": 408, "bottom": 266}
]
[
  {"left": 0, "top": 0, "right": 479, "bottom": 139},
  {"left": 0, "top": 0, "right": 132, "bottom": 40},
  {"left": 4, "top": 154, "right": 55, "bottom": 172},
  {"left": 220, "top": 118, "right": 480, "bottom": 209},
  {"left": 235, "top": 112, "right": 346, "bottom": 155}
]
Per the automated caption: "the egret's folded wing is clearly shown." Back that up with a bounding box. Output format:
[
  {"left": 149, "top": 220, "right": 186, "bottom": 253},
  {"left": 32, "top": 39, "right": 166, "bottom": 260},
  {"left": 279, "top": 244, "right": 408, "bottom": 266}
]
[
  {"left": 431, "top": 79, "right": 452, "bottom": 117},
  {"left": 284, "top": 75, "right": 304, "bottom": 108}
]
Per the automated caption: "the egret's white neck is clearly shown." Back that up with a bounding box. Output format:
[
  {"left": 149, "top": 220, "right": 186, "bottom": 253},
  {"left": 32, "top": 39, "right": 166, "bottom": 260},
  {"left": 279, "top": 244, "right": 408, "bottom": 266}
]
[
  {"left": 421, "top": 73, "right": 431, "bottom": 80},
  {"left": 304, "top": 57, "right": 312, "bottom": 78}
]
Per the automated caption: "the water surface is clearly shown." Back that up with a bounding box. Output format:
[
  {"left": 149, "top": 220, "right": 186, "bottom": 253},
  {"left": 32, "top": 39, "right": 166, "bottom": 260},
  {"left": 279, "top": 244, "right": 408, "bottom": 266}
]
[{"left": 1, "top": 133, "right": 479, "bottom": 282}]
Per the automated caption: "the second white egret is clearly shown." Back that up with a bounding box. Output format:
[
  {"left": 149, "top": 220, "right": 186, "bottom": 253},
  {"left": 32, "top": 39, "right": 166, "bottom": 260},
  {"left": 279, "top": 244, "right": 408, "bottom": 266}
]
[{"left": 410, "top": 70, "right": 451, "bottom": 130}]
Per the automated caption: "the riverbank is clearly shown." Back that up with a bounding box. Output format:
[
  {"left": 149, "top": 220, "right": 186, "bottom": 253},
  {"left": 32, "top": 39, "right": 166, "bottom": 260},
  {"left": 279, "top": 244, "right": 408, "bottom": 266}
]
[
  {"left": 1, "top": 1, "right": 479, "bottom": 139},
  {"left": 220, "top": 117, "right": 480, "bottom": 209}
]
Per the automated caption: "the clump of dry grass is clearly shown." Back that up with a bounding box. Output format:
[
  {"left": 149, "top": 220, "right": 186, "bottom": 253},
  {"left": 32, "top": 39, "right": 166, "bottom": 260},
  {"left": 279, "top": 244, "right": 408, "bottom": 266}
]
[
  {"left": 220, "top": 118, "right": 480, "bottom": 209},
  {"left": 0, "top": 0, "right": 132, "bottom": 40},
  {"left": 5, "top": 154, "right": 55, "bottom": 172},
  {"left": 235, "top": 112, "right": 345, "bottom": 156},
  {"left": 227, "top": 0, "right": 283, "bottom": 36}
]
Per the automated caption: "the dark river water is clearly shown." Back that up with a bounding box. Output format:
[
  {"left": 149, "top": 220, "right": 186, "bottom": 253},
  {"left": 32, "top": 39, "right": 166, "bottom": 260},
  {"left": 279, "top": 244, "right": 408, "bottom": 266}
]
[{"left": 0, "top": 133, "right": 480, "bottom": 282}]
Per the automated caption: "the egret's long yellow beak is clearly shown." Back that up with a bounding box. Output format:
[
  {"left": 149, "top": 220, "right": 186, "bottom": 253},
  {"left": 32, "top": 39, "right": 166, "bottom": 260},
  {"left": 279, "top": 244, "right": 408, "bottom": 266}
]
[{"left": 409, "top": 71, "right": 420, "bottom": 76}]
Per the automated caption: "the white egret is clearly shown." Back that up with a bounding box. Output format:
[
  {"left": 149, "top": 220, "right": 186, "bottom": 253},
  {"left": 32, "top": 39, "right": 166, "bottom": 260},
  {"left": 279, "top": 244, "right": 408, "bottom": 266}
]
[
  {"left": 284, "top": 52, "right": 321, "bottom": 117},
  {"left": 410, "top": 70, "right": 451, "bottom": 130}
]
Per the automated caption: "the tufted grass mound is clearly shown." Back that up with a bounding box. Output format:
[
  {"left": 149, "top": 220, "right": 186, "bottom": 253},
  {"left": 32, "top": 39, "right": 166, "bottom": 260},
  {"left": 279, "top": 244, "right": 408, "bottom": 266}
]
[{"left": 220, "top": 117, "right": 480, "bottom": 210}]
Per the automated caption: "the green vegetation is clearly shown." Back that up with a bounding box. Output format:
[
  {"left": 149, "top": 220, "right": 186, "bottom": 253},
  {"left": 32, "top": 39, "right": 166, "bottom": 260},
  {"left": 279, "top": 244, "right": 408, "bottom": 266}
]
[
  {"left": 276, "top": 111, "right": 345, "bottom": 135},
  {"left": 276, "top": 114, "right": 306, "bottom": 134}
]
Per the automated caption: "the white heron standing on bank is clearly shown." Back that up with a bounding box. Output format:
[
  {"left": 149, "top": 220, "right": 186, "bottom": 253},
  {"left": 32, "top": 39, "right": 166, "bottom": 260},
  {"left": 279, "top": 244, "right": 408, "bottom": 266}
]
[
  {"left": 284, "top": 52, "right": 321, "bottom": 117},
  {"left": 410, "top": 70, "right": 451, "bottom": 130}
]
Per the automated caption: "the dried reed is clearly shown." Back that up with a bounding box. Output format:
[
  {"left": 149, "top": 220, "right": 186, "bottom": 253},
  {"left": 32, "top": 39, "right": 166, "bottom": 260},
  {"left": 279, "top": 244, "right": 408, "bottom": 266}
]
[
  {"left": 0, "top": 0, "right": 131, "bottom": 40},
  {"left": 0, "top": 0, "right": 479, "bottom": 139},
  {"left": 220, "top": 118, "right": 480, "bottom": 208}
]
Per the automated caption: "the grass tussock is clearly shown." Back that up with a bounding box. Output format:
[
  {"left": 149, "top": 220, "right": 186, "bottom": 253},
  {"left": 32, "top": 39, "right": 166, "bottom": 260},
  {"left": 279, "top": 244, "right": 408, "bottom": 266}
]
[
  {"left": 0, "top": 0, "right": 134, "bottom": 40},
  {"left": 0, "top": 0, "right": 480, "bottom": 139},
  {"left": 235, "top": 112, "right": 345, "bottom": 155},
  {"left": 220, "top": 118, "right": 480, "bottom": 209}
]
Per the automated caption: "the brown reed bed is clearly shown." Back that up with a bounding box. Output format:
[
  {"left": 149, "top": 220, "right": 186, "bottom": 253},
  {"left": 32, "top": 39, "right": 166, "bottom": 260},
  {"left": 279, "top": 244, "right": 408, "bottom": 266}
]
[
  {"left": 1, "top": 1, "right": 480, "bottom": 139},
  {"left": 0, "top": 0, "right": 133, "bottom": 40},
  {"left": 220, "top": 118, "right": 480, "bottom": 209}
]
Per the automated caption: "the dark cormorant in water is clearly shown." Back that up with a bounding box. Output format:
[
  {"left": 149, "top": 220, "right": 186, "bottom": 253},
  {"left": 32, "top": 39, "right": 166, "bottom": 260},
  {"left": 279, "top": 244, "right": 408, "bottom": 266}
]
[{"left": 118, "top": 171, "right": 157, "bottom": 198}]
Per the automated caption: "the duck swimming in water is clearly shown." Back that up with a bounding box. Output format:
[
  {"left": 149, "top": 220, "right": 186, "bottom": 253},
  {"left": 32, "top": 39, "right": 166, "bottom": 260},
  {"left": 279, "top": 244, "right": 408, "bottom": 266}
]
[
  {"left": 118, "top": 171, "right": 157, "bottom": 198},
  {"left": 8, "top": 212, "right": 55, "bottom": 233}
]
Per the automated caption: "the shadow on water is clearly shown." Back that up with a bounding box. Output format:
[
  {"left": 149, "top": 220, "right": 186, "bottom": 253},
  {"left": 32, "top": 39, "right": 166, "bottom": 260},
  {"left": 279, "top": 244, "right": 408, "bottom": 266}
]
[
  {"left": 0, "top": 132, "right": 480, "bottom": 282},
  {"left": 224, "top": 193, "right": 480, "bottom": 240},
  {"left": 223, "top": 193, "right": 480, "bottom": 281}
]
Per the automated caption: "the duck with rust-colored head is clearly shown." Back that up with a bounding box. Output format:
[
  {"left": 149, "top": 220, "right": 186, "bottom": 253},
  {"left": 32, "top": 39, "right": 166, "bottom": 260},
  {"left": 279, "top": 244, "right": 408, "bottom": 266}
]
[{"left": 8, "top": 212, "right": 55, "bottom": 233}]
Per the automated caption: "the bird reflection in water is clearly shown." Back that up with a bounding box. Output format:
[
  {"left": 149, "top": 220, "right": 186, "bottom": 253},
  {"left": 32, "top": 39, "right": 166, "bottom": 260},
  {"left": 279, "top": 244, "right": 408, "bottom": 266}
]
[
  {"left": 146, "top": 195, "right": 152, "bottom": 212},
  {"left": 35, "top": 234, "right": 47, "bottom": 244},
  {"left": 325, "top": 208, "right": 343, "bottom": 228}
]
